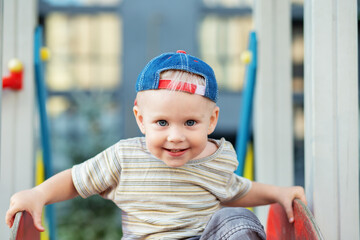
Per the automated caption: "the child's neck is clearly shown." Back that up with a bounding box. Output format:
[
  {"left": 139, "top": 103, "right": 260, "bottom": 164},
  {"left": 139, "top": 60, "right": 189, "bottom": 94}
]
[{"left": 194, "top": 139, "right": 219, "bottom": 160}]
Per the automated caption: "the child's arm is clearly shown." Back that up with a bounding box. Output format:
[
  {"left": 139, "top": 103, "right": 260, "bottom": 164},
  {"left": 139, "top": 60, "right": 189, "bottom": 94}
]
[
  {"left": 222, "top": 182, "right": 306, "bottom": 223},
  {"left": 5, "top": 168, "right": 78, "bottom": 231}
]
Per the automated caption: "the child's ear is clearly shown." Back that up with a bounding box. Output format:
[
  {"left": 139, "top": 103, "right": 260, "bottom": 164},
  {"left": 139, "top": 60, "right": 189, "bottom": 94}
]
[
  {"left": 208, "top": 106, "right": 219, "bottom": 135},
  {"left": 133, "top": 105, "right": 146, "bottom": 134}
]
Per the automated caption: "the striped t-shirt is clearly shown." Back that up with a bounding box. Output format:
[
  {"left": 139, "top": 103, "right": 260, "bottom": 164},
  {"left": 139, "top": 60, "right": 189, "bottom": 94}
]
[{"left": 72, "top": 137, "right": 252, "bottom": 239}]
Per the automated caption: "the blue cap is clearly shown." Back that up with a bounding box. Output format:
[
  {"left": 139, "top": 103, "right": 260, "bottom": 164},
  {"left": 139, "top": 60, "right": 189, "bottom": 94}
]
[{"left": 136, "top": 50, "right": 218, "bottom": 102}]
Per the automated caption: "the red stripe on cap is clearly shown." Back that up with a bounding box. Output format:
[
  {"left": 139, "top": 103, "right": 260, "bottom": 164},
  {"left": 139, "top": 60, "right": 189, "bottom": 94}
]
[{"left": 158, "top": 79, "right": 197, "bottom": 94}]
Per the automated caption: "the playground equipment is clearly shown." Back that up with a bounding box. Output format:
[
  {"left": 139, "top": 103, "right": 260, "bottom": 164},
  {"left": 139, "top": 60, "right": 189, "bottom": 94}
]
[
  {"left": 232, "top": 29, "right": 325, "bottom": 239},
  {"left": 267, "top": 199, "right": 324, "bottom": 240},
  {"left": 235, "top": 31, "right": 257, "bottom": 178},
  {"left": 10, "top": 212, "right": 39, "bottom": 240},
  {"left": 2, "top": 59, "right": 23, "bottom": 90},
  {"left": 11, "top": 199, "right": 324, "bottom": 240},
  {"left": 9, "top": 29, "right": 324, "bottom": 240},
  {"left": 4, "top": 24, "right": 54, "bottom": 240},
  {"left": 34, "top": 25, "right": 54, "bottom": 240},
  {"left": 1, "top": 0, "right": 359, "bottom": 239}
]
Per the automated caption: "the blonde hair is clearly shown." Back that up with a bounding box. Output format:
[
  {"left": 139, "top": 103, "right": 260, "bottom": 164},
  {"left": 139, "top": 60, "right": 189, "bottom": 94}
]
[
  {"left": 160, "top": 70, "right": 205, "bottom": 91},
  {"left": 135, "top": 70, "right": 212, "bottom": 107}
]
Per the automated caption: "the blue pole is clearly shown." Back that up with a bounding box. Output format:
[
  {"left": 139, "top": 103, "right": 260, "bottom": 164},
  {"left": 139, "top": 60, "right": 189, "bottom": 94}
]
[
  {"left": 235, "top": 32, "right": 257, "bottom": 176},
  {"left": 34, "top": 26, "right": 56, "bottom": 240}
]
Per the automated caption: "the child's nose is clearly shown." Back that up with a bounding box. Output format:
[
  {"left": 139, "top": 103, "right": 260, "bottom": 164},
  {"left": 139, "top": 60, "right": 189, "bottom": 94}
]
[{"left": 167, "top": 127, "right": 185, "bottom": 142}]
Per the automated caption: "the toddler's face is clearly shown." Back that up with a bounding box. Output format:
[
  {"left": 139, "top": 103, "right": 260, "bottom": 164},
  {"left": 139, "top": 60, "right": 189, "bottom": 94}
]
[{"left": 134, "top": 90, "right": 219, "bottom": 167}]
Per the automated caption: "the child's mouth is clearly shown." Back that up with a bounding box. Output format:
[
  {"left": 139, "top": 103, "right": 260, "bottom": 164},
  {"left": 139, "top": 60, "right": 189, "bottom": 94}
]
[
  {"left": 164, "top": 148, "right": 188, "bottom": 156},
  {"left": 170, "top": 149, "right": 182, "bottom": 152}
]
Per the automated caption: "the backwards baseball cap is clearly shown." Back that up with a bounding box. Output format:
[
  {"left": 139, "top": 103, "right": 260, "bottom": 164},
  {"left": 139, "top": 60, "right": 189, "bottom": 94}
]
[{"left": 135, "top": 50, "right": 218, "bottom": 102}]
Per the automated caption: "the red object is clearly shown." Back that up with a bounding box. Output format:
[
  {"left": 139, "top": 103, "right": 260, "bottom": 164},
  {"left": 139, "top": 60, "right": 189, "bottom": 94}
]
[
  {"left": 158, "top": 79, "right": 197, "bottom": 94},
  {"left": 11, "top": 211, "right": 40, "bottom": 240},
  {"left": 266, "top": 199, "right": 323, "bottom": 240},
  {"left": 2, "top": 71, "right": 23, "bottom": 90},
  {"left": 176, "top": 50, "right": 187, "bottom": 54}
]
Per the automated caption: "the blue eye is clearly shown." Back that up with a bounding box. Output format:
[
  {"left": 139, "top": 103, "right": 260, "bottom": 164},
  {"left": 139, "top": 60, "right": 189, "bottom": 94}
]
[
  {"left": 157, "top": 120, "right": 168, "bottom": 126},
  {"left": 185, "top": 120, "right": 196, "bottom": 126}
]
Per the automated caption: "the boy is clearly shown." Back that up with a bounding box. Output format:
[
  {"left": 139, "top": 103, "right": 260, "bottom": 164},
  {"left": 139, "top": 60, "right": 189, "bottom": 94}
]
[{"left": 6, "top": 50, "right": 306, "bottom": 239}]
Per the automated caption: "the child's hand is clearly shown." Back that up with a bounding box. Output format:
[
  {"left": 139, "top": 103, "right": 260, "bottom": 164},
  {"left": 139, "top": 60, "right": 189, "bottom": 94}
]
[
  {"left": 276, "top": 186, "right": 307, "bottom": 223},
  {"left": 221, "top": 182, "right": 306, "bottom": 224},
  {"left": 5, "top": 188, "right": 46, "bottom": 232}
]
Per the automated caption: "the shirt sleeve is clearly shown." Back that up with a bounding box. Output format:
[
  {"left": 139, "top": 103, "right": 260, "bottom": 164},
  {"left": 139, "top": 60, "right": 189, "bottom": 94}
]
[
  {"left": 206, "top": 139, "right": 252, "bottom": 203},
  {"left": 72, "top": 142, "right": 122, "bottom": 200},
  {"left": 222, "top": 174, "right": 252, "bottom": 202}
]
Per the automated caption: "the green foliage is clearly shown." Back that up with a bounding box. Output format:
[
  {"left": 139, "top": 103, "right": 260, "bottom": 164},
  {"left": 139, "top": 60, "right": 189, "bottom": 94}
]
[
  {"left": 57, "top": 196, "right": 122, "bottom": 240},
  {"left": 51, "top": 92, "right": 123, "bottom": 239}
]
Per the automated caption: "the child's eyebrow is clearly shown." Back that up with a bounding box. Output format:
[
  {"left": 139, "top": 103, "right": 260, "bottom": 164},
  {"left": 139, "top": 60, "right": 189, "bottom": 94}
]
[{"left": 153, "top": 114, "right": 205, "bottom": 121}]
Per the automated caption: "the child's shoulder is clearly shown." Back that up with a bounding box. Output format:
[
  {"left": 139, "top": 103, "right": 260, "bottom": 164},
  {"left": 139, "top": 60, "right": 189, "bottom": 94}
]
[
  {"left": 205, "top": 138, "right": 237, "bottom": 159},
  {"left": 113, "top": 137, "right": 147, "bottom": 151},
  {"left": 201, "top": 138, "right": 239, "bottom": 170}
]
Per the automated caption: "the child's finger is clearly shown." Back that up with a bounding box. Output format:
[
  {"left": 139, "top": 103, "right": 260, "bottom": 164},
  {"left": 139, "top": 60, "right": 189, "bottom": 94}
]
[
  {"left": 284, "top": 202, "right": 295, "bottom": 223},
  {"left": 5, "top": 208, "right": 17, "bottom": 228},
  {"left": 31, "top": 211, "right": 45, "bottom": 232},
  {"left": 5, "top": 215, "right": 14, "bottom": 228},
  {"left": 295, "top": 186, "right": 307, "bottom": 205},
  {"left": 8, "top": 218, "right": 14, "bottom": 228}
]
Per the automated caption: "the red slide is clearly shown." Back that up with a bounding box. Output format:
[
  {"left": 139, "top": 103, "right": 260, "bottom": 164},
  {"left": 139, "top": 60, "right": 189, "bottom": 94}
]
[
  {"left": 10, "top": 211, "right": 40, "bottom": 240},
  {"left": 267, "top": 199, "right": 324, "bottom": 240}
]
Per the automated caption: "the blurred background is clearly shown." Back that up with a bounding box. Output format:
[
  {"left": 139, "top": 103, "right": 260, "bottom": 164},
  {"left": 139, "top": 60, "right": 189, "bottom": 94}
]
[{"left": 38, "top": 0, "right": 304, "bottom": 239}]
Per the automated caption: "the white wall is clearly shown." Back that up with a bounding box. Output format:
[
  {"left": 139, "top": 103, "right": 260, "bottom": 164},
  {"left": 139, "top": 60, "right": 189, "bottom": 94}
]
[
  {"left": 253, "top": 0, "right": 293, "bottom": 224},
  {"left": 304, "top": 0, "right": 359, "bottom": 239},
  {"left": 0, "top": 0, "right": 37, "bottom": 238}
]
